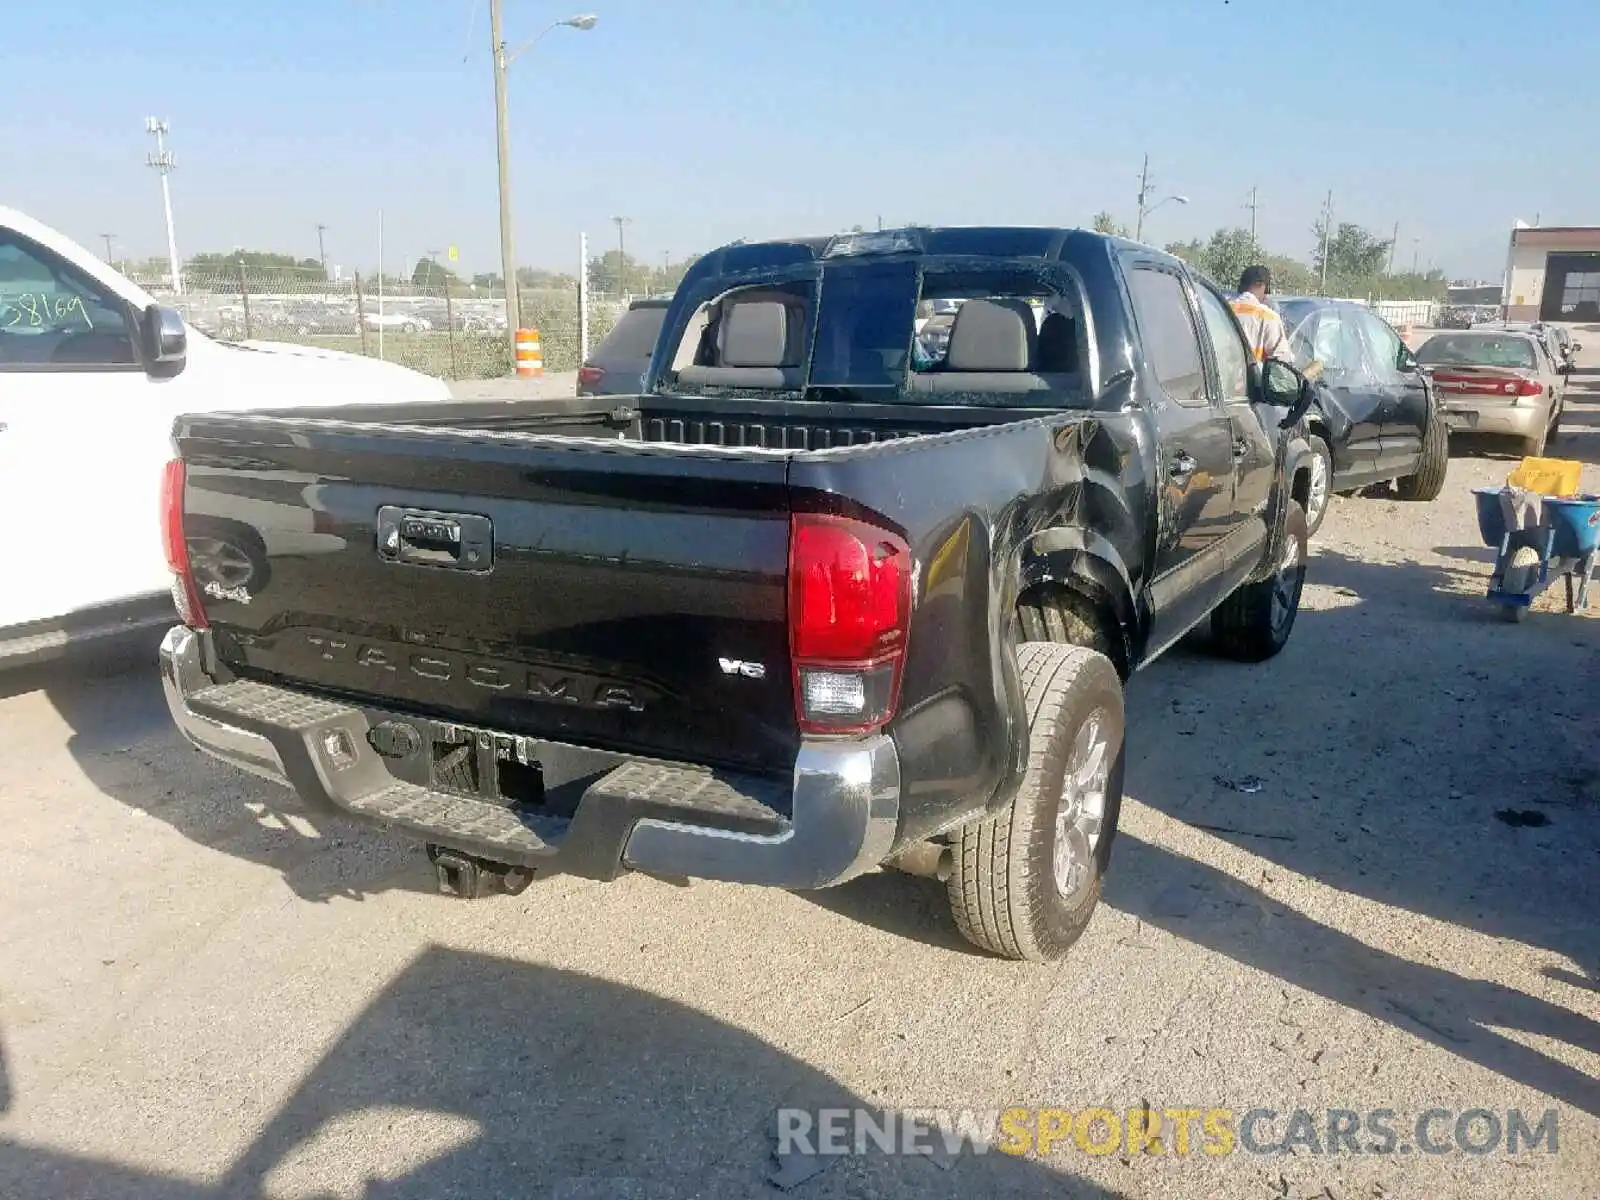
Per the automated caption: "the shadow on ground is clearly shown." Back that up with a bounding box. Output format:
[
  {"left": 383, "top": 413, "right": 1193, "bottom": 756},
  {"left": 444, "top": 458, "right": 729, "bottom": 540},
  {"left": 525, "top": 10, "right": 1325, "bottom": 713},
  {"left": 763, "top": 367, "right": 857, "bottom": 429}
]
[
  {"left": 807, "top": 545, "right": 1600, "bottom": 1117},
  {"left": 0, "top": 950, "right": 1122, "bottom": 1199},
  {"left": 4, "top": 632, "right": 430, "bottom": 904}
]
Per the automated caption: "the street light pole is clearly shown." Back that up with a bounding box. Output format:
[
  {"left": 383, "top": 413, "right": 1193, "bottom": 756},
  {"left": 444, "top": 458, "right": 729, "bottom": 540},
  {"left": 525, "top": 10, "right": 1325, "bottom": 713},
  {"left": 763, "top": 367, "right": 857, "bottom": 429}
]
[
  {"left": 1133, "top": 153, "right": 1187, "bottom": 241},
  {"left": 611, "top": 215, "right": 631, "bottom": 297},
  {"left": 317, "top": 223, "right": 329, "bottom": 274},
  {"left": 488, "top": 8, "right": 598, "bottom": 368},
  {"left": 100, "top": 233, "right": 117, "bottom": 269}
]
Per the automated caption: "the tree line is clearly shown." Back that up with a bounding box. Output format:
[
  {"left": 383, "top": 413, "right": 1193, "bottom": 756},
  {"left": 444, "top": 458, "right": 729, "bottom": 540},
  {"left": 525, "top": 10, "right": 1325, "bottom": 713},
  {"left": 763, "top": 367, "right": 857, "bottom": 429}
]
[
  {"left": 132, "top": 247, "right": 705, "bottom": 299},
  {"left": 1091, "top": 212, "right": 1445, "bottom": 302}
]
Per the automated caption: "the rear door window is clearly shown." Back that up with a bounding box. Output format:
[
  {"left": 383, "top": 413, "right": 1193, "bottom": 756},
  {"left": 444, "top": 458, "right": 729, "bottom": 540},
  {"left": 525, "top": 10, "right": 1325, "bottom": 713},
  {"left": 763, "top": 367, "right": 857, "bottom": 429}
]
[
  {"left": 593, "top": 306, "right": 667, "bottom": 362},
  {"left": 1125, "top": 266, "right": 1208, "bottom": 405}
]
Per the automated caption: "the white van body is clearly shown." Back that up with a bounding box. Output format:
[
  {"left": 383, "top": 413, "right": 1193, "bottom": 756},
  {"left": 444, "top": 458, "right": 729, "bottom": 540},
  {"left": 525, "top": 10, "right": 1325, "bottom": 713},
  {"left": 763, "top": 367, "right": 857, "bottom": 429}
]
[{"left": 0, "top": 206, "right": 453, "bottom": 662}]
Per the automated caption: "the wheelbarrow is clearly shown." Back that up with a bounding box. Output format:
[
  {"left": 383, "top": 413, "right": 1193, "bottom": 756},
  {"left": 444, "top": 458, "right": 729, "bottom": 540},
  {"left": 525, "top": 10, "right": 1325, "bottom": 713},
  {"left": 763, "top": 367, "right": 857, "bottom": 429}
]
[{"left": 1473, "top": 487, "right": 1600, "bottom": 621}]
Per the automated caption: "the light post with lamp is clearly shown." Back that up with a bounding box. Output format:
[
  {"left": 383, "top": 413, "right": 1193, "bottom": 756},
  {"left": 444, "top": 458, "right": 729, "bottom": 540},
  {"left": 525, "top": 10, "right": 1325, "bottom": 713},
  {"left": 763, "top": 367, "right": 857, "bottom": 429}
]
[{"left": 489, "top": 7, "right": 597, "bottom": 363}]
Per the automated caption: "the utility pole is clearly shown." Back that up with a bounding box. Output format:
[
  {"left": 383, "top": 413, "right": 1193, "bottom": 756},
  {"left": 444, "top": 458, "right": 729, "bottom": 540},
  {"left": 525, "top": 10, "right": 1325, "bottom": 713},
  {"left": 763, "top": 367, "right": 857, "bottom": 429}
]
[
  {"left": 489, "top": 0, "right": 520, "bottom": 358},
  {"left": 100, "top": 233, "right": 117, "bottom": 269},
  {"left": 145, "top": 118, "right": 182, "bottom": 294},
  {"left": 1244, "top": 187, "right": 1259, "bottom": 251},
  {"left": 316, "top": 224, "right": 329, "bottom": 274},
  {"left": 1318, "top": 189, "right": 1333, "bottom": 294},
  {"left": 1386, "top": 220, "right": 1399, "bottom": 276},
  {"left": 611, "top": 215, "right": 631, "bottom": 297},
  {"left": 1134, "top": 154, "right": 1151, "bottom": 241}
]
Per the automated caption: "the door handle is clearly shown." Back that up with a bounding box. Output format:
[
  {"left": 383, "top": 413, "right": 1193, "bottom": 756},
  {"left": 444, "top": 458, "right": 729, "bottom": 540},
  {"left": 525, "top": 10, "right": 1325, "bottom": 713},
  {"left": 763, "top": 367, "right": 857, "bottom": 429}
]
[
  {"left": 1232, "top": 437, "right": 1249, "bottom": 459},
  {"left": 1169, "top": 452, "right": 1198, "bottom": 479}
]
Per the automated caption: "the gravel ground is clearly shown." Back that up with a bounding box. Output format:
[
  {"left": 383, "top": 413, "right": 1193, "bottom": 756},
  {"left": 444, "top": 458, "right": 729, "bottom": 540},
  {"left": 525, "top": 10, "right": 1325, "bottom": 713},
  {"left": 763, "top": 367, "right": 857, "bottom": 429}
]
[{"left": 1, "top": 346, "right": 1596, "bottom": 1200}]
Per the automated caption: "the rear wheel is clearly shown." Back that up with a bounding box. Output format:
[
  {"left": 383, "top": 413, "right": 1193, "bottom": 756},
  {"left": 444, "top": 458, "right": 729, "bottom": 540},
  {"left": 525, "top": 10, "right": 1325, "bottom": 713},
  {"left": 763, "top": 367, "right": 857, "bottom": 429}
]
[
  {"left": 946, "top": 643, "right": 1125, "bottom": 963},
  {"left": 1017, "top": 590, "right": 1123, "bottom": 677},
  {"left": 1209, "top": 500, "right": 1308, "bottom": 662},
  {"left": 1395, "top": 415, "right": 1449, "bottom": 502}
]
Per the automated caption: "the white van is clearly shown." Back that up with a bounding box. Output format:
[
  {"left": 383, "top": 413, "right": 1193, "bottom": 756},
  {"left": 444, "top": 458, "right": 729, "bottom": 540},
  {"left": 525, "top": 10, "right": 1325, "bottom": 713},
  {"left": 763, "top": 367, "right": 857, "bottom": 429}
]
[{"left": 0, "top": 206, "right": 453, "bottom": 664}]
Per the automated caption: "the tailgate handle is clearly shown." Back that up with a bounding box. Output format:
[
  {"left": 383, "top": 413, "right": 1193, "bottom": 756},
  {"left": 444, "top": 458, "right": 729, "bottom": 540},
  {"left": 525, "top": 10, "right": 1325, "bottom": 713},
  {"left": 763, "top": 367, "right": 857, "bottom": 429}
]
[{"left": 376, "top": 506, "right": 493, "bottom": 572}]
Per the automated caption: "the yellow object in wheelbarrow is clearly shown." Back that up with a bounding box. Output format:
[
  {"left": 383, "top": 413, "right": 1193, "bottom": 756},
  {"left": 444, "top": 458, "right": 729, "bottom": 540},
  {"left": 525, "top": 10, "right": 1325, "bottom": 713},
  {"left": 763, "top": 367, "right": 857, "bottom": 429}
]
[{"left": 1506, "top": 457, "right": 1583, "bottom": 498}]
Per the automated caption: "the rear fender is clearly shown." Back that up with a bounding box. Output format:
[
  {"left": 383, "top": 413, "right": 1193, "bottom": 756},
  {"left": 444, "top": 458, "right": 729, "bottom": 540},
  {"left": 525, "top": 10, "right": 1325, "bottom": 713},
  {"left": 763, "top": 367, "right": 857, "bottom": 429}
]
[{"left": 1015, "top": 526, "right": 1140, "bottom": 669}]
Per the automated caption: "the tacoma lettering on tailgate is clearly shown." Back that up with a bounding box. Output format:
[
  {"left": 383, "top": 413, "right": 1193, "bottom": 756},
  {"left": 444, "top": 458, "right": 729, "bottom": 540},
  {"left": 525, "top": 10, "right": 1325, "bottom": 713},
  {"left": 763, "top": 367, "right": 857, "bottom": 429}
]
[{"left": 302, "top": 634, "right": 648, "bottom": 712}]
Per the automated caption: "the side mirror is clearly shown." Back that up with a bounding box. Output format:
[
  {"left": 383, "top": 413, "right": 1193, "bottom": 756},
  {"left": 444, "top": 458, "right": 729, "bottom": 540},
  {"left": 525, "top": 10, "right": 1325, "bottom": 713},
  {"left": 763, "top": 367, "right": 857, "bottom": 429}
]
[
  {"left": 1397, "top": 346, "right": 1419, "bottom": 372},
  {"left": 141, "top": 303, "right": 187, "bottom": 371},
  {"left": 1261, "top": 358, "right": 1315, "bottom": 430}
]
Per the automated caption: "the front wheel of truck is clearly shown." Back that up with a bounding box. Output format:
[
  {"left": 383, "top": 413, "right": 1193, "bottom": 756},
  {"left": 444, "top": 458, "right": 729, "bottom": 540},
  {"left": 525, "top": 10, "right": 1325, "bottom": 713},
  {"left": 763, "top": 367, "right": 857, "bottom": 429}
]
[
  {"left": 946, "top": 643, "right": 1125, "bottom": 963},
  {"left": 1209, "top": 499, "right": 1309, "bottom": 662}
]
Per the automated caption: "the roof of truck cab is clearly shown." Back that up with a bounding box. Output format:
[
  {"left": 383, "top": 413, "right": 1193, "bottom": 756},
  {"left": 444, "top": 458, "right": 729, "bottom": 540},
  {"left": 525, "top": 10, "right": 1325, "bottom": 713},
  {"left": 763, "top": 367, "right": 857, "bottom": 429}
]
[{"left": 712, "top": 226, "right": 1123, "bottom": 260}]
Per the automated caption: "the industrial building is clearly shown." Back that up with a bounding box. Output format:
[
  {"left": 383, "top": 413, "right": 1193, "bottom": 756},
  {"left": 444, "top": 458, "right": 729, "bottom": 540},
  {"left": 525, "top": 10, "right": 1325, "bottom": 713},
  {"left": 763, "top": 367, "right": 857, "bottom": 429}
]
[{"left": 1504, "top": 225, "right": 1600, "bottom": 322}]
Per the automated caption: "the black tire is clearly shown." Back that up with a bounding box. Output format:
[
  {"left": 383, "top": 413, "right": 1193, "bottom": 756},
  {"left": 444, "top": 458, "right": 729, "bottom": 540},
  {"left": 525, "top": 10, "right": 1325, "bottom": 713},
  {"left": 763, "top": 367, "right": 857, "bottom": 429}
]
[
  {"left": 1497, "top": 546, "right": 1541, "bottom": 623},
  {"left": 1209, "top": 499, "right": 1308, "bottom": 662},
  {"left": 1547, "top": 396, "right": 1564, "bottom": 443},
  {"left": 1017, "top": 590, "right": 1125, "bottom": 678},
  {"left": 946, "top": 643, "right": 1125, "bottom": 963},
  {"left": 1303, "top": 435, "right": 1333, "bottom": 537},
  {"left": 1395, "top": 414, "right": 1449, "bottom": 501}
]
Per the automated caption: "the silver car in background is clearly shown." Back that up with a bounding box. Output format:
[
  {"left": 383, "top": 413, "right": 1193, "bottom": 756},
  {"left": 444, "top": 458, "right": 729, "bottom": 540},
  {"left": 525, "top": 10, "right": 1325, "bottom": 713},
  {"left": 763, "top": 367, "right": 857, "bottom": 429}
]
[{"left": 1412, "top": 329, "right": 1567, "bottom": 456}]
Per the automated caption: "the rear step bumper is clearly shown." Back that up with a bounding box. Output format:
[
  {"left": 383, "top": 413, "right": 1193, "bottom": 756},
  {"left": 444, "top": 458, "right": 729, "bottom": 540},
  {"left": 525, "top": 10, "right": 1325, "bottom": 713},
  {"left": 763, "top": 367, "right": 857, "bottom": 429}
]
[{"left": 160, "top": 626, "right": 899, "bottom": 889}]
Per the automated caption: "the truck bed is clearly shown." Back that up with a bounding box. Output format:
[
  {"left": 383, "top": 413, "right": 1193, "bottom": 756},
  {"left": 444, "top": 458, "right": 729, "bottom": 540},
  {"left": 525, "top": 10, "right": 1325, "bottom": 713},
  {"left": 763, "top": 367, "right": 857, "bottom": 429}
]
[{"left": 172, "top": 393, "right": 1050, "bottom": 779}]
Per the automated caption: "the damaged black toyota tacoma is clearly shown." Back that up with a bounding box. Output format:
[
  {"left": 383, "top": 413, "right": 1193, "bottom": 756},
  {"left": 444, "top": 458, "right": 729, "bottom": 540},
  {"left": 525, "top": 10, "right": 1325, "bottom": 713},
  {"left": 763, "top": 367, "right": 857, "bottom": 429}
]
[{"left": 159, "top": 227, "right": 1317, "bottom": 962}]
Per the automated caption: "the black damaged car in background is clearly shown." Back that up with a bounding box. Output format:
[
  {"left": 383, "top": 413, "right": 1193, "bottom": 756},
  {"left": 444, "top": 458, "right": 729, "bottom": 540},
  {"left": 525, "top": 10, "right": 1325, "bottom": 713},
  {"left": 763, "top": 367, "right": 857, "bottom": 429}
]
[{"left": 1268, "top": 295, "right": 1449, "bottom": 535}]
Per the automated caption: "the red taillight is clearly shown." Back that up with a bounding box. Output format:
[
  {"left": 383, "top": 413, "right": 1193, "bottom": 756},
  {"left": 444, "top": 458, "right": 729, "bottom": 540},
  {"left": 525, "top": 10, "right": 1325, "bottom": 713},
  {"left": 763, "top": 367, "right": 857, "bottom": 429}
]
[
  {"left": 577, "top": 364, "right": 605, "bottom": 388},
  {"left": 160, "top": 458, "right": 209, "bottom": 629},
  {"left": 1431, "top": 372, "right": 1542, "bottom": 397},
  {"left": 787, "top": 513, "right": 912, "bottom": 736}
]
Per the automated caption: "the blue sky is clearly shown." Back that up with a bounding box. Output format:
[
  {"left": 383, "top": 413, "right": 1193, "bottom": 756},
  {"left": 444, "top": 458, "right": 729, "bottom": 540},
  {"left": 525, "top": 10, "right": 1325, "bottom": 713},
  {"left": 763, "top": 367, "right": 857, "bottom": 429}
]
[{"left": 5, "top": 0, "right": 1595, "bottom": 280}]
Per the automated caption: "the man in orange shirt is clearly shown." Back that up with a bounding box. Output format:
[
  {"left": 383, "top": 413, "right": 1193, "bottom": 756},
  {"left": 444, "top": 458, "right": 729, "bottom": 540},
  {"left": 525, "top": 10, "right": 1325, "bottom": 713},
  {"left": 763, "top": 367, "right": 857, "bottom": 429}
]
[{"left": 1229, "top": 265, "right": 1296, "bottom": 365}]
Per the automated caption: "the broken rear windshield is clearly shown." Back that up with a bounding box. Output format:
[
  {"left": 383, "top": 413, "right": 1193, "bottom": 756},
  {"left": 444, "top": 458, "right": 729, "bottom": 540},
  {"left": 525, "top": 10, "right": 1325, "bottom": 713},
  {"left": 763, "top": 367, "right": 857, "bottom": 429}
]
[{"left": 808, "top": 260, "right": 917, "bottom": 389}]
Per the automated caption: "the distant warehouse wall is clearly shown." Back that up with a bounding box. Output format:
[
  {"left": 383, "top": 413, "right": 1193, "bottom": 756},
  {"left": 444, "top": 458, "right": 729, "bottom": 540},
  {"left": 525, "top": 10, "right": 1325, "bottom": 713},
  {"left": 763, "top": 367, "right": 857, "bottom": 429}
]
[{"left": 1504, "top": 226, "right": 1600, "bottom": 322}]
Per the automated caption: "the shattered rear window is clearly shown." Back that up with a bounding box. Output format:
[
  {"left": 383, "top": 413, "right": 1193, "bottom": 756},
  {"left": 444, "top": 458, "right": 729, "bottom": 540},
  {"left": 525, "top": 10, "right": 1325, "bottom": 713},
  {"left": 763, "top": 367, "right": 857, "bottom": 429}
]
[{"left": 808, "top": 261, "right": 918, "bottom": 389}]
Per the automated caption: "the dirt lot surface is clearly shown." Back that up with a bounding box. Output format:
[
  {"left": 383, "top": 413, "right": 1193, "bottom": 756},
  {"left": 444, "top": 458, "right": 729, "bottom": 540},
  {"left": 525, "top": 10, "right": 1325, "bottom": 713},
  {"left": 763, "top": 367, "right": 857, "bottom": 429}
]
[{"left": 2, "top": 344, "right": 1597, "bottom": 1199}]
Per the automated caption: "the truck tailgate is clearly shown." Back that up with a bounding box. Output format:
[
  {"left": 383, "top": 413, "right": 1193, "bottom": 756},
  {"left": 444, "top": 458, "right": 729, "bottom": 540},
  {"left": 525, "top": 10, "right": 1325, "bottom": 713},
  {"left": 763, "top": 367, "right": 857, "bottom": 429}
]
[{"left": 177, "top": 419, "right": 799, "bottom": 775}]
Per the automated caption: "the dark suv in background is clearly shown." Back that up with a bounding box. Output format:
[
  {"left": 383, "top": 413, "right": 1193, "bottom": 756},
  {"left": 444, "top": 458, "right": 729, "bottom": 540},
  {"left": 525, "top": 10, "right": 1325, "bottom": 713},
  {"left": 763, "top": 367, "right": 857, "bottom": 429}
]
[
  {"left": 1269, "top": 295, "right": 1449, "bottom": 534},
  {"left": 577, "top": 298, "right": 671, "bottom": 397}
]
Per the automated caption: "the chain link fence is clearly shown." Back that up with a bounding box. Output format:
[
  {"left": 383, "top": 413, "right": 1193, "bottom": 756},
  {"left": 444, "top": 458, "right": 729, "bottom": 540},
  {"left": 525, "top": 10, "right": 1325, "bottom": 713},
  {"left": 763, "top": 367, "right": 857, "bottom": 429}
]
[{"left": 135, "top": 265, "right": 627, "bottom": 381}]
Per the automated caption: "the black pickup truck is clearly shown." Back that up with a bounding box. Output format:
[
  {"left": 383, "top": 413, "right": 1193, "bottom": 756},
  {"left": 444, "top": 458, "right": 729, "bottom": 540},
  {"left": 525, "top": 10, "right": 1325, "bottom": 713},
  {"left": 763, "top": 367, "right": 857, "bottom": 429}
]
[{"left": 159, "top": 227, "right": 1317, "bottom": 962}]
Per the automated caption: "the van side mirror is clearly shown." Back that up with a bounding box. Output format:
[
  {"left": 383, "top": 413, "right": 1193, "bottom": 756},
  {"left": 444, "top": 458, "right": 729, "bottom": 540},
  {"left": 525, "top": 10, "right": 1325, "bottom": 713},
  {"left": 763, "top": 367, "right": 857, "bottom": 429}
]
[{"left": 141, "top": 303, "right": 187, "bottom": 372}]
